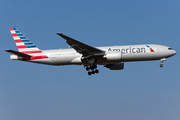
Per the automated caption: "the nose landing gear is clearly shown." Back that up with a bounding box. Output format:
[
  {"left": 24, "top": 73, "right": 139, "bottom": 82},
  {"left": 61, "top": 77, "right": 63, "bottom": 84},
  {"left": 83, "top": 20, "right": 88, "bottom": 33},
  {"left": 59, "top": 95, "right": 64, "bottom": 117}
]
[
  {"left": 160, "top": 58, "right": 166, "bottom": 68},
  {"left": 160, "top": 64, "right": 163, "bottom": 67},
  {"left": 86, "top": 65, "right": 99, "bottom": 76}
]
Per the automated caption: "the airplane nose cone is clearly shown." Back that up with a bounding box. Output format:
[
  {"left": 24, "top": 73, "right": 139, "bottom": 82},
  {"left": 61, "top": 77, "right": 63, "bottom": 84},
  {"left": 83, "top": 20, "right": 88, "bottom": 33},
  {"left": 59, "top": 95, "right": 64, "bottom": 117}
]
[
  {"left": 173, "top": 50, "right": 176, "bottom": 55},
  {"left": 171, "top": 50, "right": 176, "bottom": 56},
  {"left": 167, "top": 48, "right": 176, "bottom": 58}
]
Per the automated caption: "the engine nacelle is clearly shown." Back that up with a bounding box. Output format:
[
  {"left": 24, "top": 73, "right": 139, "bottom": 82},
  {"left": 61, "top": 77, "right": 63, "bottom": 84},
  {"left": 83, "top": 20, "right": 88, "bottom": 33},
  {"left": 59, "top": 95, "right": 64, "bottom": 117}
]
[
  {"left": 104, "top": 52, "right": 122, "bottom": 61},
  {"left": 104, "top": 62, "right": 124, "bottom": 70}
]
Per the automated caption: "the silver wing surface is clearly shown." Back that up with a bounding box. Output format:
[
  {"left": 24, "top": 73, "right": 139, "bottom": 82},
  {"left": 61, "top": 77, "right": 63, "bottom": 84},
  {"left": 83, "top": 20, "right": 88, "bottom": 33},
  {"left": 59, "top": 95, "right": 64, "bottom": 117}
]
[{"left": 56, "top": 33, "right": 105, "bottom": 60}]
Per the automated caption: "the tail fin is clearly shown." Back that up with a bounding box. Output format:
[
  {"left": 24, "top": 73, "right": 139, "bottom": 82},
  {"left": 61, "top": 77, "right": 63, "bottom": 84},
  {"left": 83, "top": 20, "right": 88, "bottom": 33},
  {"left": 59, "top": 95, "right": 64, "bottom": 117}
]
[{"left": 9, "top": 28, "right": 43, "bottom": 56}]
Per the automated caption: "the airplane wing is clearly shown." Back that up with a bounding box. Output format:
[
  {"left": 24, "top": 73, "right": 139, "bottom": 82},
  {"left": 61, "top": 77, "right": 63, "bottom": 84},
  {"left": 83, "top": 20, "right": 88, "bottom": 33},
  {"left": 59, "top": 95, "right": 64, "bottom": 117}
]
[
  {"left": 5, "top": 49, "right": 32, "bottom": 57},
  {"left": 56, "top": 33, "right": 105, "bottom": 59}
]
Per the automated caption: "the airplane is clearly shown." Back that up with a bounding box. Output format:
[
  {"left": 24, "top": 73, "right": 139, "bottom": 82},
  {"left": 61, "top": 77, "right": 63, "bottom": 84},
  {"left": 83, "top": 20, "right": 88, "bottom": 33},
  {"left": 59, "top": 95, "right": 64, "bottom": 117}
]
[{"left": 5, "top": 28, "right": 176, "bottom": 75}]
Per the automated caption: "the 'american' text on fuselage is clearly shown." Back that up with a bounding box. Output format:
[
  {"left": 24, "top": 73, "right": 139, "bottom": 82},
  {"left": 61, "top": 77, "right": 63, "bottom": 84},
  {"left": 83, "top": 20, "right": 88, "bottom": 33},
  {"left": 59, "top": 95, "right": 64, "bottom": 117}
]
[{"left": 108, "top": 47, "right": 146, "bottom": 54}]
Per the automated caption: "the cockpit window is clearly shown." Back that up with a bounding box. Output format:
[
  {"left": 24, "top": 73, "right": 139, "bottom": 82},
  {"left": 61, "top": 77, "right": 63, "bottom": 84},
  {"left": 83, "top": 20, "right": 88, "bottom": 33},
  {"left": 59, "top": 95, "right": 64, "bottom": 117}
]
[{"left": 168, "top": 48, "right": 173, "bottom": 50}]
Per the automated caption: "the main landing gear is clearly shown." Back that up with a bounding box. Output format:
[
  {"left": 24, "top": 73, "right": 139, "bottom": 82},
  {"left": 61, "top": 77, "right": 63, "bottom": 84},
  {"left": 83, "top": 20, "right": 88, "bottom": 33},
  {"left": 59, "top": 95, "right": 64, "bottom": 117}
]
[
  {"left": 85, "top": 65, "right": 99, "bottom": 76},
  {"left": 160, "top": 58, "right": 166, "bottom": 68}
]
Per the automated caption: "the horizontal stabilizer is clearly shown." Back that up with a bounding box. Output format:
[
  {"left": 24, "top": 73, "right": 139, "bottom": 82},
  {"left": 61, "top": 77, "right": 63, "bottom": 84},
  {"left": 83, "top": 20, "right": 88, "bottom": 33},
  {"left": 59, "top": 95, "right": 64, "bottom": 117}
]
[{"left": 5, "top": 49, "right": 31, "bottom": 57}]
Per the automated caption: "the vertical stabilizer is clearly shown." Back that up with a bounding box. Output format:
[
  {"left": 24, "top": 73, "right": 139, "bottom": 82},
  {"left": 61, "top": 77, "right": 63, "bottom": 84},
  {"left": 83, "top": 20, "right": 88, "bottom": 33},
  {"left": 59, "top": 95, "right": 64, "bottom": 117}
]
[{"left": 9, "top": 28, "right": 43, "bottom": 56}]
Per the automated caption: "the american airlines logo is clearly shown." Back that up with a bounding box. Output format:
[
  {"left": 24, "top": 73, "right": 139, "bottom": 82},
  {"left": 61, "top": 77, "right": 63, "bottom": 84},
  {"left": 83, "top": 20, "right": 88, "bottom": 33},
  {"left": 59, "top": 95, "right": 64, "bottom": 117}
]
[
  {"left": 146, "top": 45, "right": 154, "bottom": 52},
  {"left": 108, "top": 47, "right": 146, "bottom": 54}
]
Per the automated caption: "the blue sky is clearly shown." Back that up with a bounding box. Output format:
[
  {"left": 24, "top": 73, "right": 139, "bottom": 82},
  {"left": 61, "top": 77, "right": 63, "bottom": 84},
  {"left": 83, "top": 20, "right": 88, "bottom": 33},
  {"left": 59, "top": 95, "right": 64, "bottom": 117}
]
[{"left": 1, "top": 0, "right": 180, "bottom": 120}]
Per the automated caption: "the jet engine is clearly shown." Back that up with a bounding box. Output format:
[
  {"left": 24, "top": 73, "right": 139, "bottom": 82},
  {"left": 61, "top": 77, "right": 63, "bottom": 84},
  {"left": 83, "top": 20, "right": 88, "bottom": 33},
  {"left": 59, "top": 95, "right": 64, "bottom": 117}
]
[
  {"left": 104, "top": 52, "right": 122, "bottom": 61},
  {"left": 104, "top": 62, "right": 124, "bottom": 70}
]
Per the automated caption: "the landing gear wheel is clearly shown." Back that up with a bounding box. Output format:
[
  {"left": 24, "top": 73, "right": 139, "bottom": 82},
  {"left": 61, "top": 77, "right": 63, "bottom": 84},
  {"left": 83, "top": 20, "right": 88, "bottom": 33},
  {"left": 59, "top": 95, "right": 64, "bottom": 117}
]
[
  {"left": 160, "top": 58, "right": 166, "bottom": 68},
  {"left": 160, "top": 64, "right": 163, "bottom": 68},
  {"left": 95, "top": 69, "right": 99, "bottom": 73},
  {"left": 92, "top": 71, "right": 95, "bottom": 74},
  {"left": 86, "top": 67, "right": 90, "bottom": 71},
  {"left": 88, "top": 71, "right": 91, "bottom": 76},
  {"left": 85, "top": 65, "right": 99, "bottom": 75},
  {"left": 90, "top": 65, "right": 97, "bottom": 70}
]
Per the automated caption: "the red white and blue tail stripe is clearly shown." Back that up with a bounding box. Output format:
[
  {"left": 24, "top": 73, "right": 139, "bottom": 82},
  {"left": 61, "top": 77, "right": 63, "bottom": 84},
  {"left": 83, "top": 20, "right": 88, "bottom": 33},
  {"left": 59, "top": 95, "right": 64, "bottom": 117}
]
[
  {"left": 10, "top": 28, "right": 43, "bottom": 56},
  {"left": 9, "top": 28, "right": 48, "bottom": 60}
]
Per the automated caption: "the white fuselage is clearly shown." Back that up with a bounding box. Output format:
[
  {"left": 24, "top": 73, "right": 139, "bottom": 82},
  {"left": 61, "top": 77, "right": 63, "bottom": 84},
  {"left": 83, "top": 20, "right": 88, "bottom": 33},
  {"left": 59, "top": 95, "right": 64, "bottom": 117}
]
[{"left": 19, "top": 44, "right": 175, "bottom": 66}]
